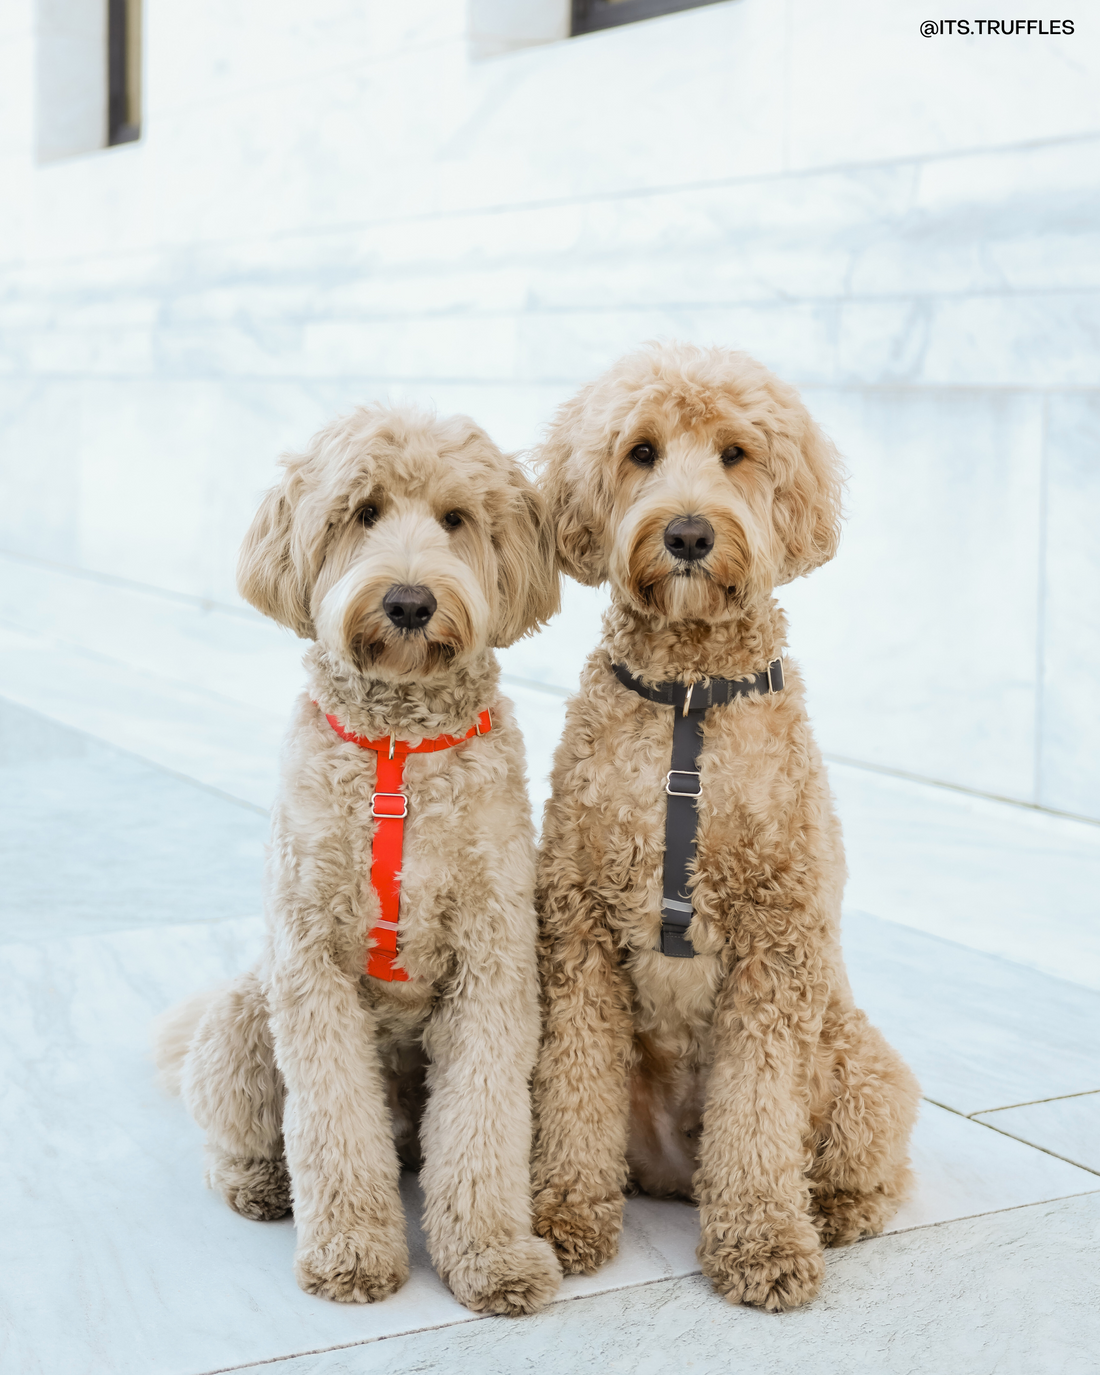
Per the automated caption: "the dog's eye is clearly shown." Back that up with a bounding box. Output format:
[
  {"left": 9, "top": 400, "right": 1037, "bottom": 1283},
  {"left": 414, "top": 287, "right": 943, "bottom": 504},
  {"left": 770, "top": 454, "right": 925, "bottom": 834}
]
[
  {"left": 721, "top": 446, "right": 746, "bottom": 467},
  {"left": 358, "top": 504, "right": 378, "bottom": 527},
  {"left": 442, "top": 510, "right": 463, "bottom": 530},
  {"left": 629, "top": 442, "right": 658, "bottom": 467}
]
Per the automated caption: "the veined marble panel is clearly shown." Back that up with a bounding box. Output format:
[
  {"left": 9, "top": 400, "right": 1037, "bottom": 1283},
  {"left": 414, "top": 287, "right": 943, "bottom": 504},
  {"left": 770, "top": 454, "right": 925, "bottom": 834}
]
[
  {"left": 7, "top": 279, "right": 1100, "bottom": 396},
  {"left": 8, "top": 138, "right": 1099, "bottom": 351},
  {"left": 974, "top": 1093, "right": 1100, "bottom": 1175},
  {"left": 783, "top": 388, "right": 1043, "bottom": 802},
  {"left": 1039, "top": 394, "right": 1100, "bottom": 820},
  {"left": 0, "top": 380, "right": 82, "bottom": 562}
]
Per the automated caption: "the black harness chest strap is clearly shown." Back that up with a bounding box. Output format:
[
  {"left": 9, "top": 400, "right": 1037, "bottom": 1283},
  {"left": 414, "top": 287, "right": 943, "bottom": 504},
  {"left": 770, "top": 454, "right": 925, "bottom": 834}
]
[{"left": 612, "top": 658, "right": 785, "bottom": 959}]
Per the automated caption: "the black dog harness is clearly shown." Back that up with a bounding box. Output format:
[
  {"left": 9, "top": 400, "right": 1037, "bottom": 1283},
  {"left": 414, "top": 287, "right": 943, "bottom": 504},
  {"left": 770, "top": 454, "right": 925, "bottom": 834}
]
[{"left": 612, "top": 658, "right": 786, "bottom": 958}]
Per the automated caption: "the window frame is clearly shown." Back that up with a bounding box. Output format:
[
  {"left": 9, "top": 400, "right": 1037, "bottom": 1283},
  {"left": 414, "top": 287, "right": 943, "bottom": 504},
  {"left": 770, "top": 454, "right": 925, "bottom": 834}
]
[
  {"left": 107, "top": 0, "right": 141, "bottom": 146},
  {"left": 571, "top": 0, "right": 727, "bottom": 36}
]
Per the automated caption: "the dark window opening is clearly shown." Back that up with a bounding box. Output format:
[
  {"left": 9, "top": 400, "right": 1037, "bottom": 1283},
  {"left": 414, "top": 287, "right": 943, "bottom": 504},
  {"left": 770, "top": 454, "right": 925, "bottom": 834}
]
[
  {"left": 107, "top": 0, "right": 141, "bottom": 145},
  {"left": 572, "top": 0, "right": 727, "bottom": 35}
]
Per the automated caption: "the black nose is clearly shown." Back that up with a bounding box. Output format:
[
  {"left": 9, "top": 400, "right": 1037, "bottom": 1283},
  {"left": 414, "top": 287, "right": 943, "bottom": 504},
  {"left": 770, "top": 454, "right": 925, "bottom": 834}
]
[
  {"left": 382, "top": 584, "right": 437, "bottom": 631},
  {"left": 663, "top": 516, "right": 714, "bottom": 563}
]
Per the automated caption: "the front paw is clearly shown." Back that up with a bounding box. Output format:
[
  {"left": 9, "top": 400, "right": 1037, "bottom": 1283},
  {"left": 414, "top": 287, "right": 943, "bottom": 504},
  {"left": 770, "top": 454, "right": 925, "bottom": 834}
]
[
  {"left": 446, "top": 1234, "right": 561, "bottom": 1316},
  {"left": 812, "top": 1185, "right": 898, "bottom": 1248},
  {"left": 295, "top": 1230, "right": 409, "bottom": 1304},
  {"left": 532, "top": 1186, "right": 623, "bottom": 1275},
  {"left": 207, "top": 1155, "right": 291, "bottom": 1221},
  {"left": 699, "top": 1218, "right": 824, "bottom": 1312}
]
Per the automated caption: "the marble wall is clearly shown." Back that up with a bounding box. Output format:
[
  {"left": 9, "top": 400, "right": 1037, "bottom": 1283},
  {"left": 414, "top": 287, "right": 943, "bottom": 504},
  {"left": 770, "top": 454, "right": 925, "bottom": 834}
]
[{"left": 0, "top": 0, "right": 1097, "bottom": 817}]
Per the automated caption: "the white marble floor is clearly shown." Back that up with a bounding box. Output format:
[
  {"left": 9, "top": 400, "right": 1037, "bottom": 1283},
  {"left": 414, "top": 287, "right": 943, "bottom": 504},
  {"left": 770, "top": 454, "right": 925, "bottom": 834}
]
[
  {"left": 2, "top": 908, "right": 1097, "bottom": 1375},
  {"left": 2, "top": 559, "right": 1100, "bottom": 1373}
]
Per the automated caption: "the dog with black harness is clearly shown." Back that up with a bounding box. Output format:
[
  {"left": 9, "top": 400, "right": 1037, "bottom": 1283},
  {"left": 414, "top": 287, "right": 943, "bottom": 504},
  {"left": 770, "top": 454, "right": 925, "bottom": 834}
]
[{"left": 531, "top": 342, "right": 920, "bottom": 1314}]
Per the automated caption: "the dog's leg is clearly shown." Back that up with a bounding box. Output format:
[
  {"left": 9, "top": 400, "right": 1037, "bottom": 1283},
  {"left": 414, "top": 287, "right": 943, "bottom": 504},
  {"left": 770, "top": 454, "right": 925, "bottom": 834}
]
[
  {"left": 808, "top": 1004, "right": 921, "bottom": 1247},
  {"left": 181, "top": 969, "right": 291, "bottom": 1221},
  {"left": 269, "top": 945, "right": 408, "bottom": 1304},
  {"left": 530, "top": 820, "right": 635, "bottom": 1275},
  {"left": 420, "top": 941, "right": 561, "bottom": 1316},
  {"left": 694, "top": 950, "right": 826, "bottom": 1313}
]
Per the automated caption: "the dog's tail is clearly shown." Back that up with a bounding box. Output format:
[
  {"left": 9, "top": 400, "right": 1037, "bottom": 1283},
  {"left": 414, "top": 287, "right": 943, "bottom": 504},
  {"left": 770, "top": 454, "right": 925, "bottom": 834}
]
[{"left": 151, "top": 983, "right": 228, "bottom": 1097}]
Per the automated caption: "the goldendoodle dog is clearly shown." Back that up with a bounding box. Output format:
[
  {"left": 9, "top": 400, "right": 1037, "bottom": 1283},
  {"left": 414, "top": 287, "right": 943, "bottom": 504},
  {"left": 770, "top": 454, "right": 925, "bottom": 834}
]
[
  {"left": 530, "top": 343, "right": 920, "bottom": 1312},
  {"left": 155, "top": 405, "right": 563, "bottom": 1315}
]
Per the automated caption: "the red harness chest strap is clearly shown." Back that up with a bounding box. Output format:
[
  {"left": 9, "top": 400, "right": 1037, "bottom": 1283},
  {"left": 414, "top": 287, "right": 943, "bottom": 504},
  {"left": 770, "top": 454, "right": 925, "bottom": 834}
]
[{"left": 319, "top": 707, "right": 493, "bottom": 982}]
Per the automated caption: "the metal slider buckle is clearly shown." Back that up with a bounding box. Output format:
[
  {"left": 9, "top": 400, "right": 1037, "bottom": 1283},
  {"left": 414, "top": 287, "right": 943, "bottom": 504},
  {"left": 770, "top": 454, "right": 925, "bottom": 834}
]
[
  {"left": 371, "top": 792, "right": 408, "bottom": 819},
  {"left": 665, "top": 770, "right": 701, "bottom": 797},
  {"left": 475, "top": 710, "right": 492, "bottom": 735},
  {"left": 766, "top": 658, "right": 785, "bottom": 693}
]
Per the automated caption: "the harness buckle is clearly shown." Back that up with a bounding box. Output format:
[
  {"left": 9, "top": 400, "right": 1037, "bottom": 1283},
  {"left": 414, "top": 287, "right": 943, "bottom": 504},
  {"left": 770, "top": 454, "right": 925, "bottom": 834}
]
[
  {"left": 666, "top": 770, "right": 701, "bottom": 797},
  {"left": 767, "top": 657, "right": 784, "bottom": 693},
  {"left": 371, "top": 792, "right": 408, "bottom": 819}
]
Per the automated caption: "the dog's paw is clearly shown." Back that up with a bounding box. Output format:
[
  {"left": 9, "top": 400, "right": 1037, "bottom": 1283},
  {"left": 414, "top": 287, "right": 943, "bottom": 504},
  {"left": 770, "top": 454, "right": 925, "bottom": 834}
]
[
  {"left": 209, "top": 1157, "right": 292, "bottom": 1222},
  {"left": 811, "top": 1186, "right": 896, "bottom": 1248},
  {"left": 532, "top": 1187, "right": 623, "bottom": 1275},
  {"left": 700, "top": 1221, "right": 825, "bottom": 1312},
  {"left": 295, "top": 1231, "right": 409, "bottom": 1304},
  {"left": 446, "top": 1234, "right": 562, "bottom": 1316}
]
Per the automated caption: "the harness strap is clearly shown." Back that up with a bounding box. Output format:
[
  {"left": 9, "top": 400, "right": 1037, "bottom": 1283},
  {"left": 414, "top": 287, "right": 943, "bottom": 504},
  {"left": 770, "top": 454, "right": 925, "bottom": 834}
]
[
  {"left": 611, "top": 659, "right": 785, "bottom": 959},
  {"left": 320, "top": 706, "right": 492, "bottom": 981}
]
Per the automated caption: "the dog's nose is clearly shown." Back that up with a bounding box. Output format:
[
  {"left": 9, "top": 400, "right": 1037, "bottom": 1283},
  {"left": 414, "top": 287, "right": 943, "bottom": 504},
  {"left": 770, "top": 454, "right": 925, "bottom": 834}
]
[
  {"left": 663, "top": 516, "right": 714, "bottom": 563},
  {"left": 382, "top": 584, "right": 437, "bottom": 631}
]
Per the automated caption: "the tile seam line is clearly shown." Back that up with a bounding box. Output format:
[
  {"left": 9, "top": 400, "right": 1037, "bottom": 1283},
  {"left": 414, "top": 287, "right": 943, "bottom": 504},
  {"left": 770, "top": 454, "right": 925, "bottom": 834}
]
[
  {"left": 973, "top": 1088, "right": 1100, "bottom": 1114},
  {"left": 0, "top": 690, "right": 270, "bottom": 816},
  {"left": 846, "top": 907, "right": 1100, "bottom": 994},
  {"left": 8, "top": 287, "right": 1100, "bottom": 311},
  {"left": 0, "top": 911, "right": 265, "bottom": 951},
  {"left": 825, "top": 753, "right": 1100, "bottom": 830},
  {"left": 500, "top": 673, "right": 571, "bottom": 700},
  {"left": 4, "top": 375, "right": 1100, "bottom": 396},
  {"left": 4, "top": 128, "right": 1100, "bottom": 273},
  {"left": 923, "top": 1096, "right": 1100, "bottom": 1177},
  {"left": 0, "top": 547, "right": 267, "bottom": 621},
  {"left": 1034, "top": 393, "right": 1050, "bottom": 807},
  {"left": 8, "top": 281, "right": 1100, "bottom": 319}
]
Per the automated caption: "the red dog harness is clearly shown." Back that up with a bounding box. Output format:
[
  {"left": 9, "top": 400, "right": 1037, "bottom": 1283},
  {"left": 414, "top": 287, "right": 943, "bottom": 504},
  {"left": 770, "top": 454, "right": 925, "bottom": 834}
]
[{"left": 321, "top": 707, "right": 493, "bottom": 981}]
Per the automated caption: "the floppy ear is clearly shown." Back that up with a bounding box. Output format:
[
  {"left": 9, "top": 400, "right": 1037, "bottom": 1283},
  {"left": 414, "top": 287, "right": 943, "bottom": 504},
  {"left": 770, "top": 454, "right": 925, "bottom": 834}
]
[
  {"left": 771, "top": 409, "right": 846, "bottom": 585},
  {"left": 491, "top": 469, "right": 561, "bottom": 647},
  {"left": 536, "top": 388, "right": 609, "bottom": 586},
  {"left": 236, "top": 470, "right": 315, "bottom": 638}
]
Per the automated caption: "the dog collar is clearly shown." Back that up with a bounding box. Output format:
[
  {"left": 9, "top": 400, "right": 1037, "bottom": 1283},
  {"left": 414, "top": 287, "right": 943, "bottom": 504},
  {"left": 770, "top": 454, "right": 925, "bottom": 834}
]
[
  {"left": 611, "top": 658, "right": 784, "bottom": 714},
  {"left": 610, "top": 659, "right": 785, "bottom": 959},
  {"left": 319, "top": 706, "right": 493, "bottom": 981}
]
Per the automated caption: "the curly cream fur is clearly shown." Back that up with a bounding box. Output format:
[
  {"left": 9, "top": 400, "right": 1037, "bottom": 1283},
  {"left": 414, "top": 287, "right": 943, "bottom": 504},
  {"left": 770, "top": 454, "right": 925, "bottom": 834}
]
[
  {"left": 531, "top": 343, "right": 919, "bottom": 1313},
  {"left": 155, "top": 405, "right": 561, "bottom": 1315}
]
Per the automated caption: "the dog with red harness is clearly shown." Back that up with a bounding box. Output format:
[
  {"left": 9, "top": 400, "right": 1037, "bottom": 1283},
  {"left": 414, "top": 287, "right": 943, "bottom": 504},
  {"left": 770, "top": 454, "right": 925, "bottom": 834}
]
[{"left": 154, "top": 404, "right": 562, "bottom": 1314}]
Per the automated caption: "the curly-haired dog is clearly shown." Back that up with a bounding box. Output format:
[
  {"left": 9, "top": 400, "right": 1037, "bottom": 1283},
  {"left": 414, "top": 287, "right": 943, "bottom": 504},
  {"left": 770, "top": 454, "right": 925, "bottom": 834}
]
[
  {"left": 530, "top": 343, "right": 920, "bottom": 1312},
  {"left": 154, "top": 406, "right": 563, "bottom": 1314}
]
